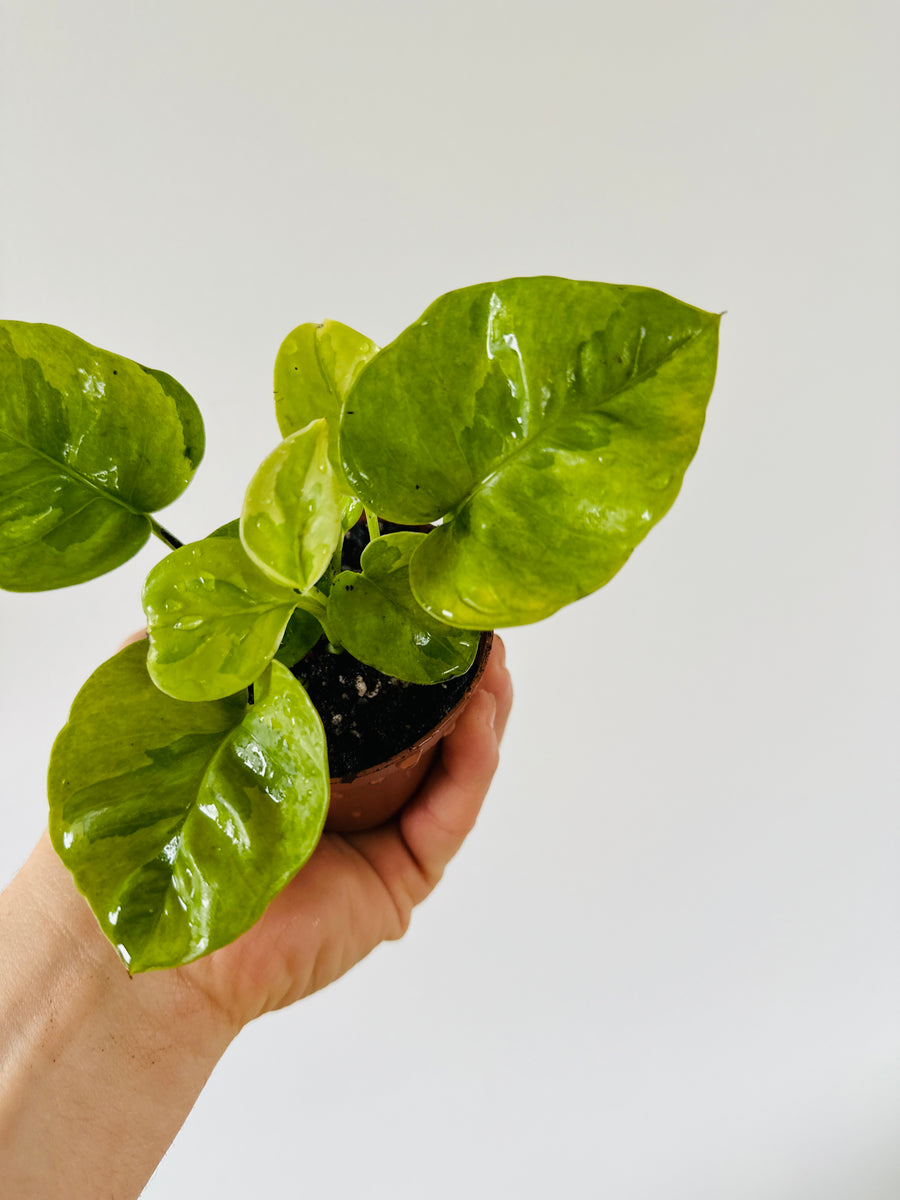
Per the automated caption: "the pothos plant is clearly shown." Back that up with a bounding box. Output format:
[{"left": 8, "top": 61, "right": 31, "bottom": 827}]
[{"left": 0, "top": 276, "right": 719, "bottom": 973}]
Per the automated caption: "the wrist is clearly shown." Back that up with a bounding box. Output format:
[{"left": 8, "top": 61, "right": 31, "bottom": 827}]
[
  {"left": 5, "top": 832, "right": 238, "bottom": 1046},
  {"left": 0, "top": 835, "right": 235, "bottom": 1198}
]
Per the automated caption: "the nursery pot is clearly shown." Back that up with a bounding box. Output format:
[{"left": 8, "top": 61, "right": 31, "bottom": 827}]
[
  {"left": 324, "top": 630, "right": 493, "bottom": 832},
  {"left": 293, "top": 629, "right": 493, "bottom": 834}
]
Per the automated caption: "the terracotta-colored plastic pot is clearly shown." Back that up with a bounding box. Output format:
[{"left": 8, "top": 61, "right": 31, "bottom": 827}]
[{"left": 325, "top": 630, "right": 493, "bottom": 833}]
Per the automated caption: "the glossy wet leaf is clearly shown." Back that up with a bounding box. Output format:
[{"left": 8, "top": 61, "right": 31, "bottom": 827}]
[
  {"left": 48, "top": 642, "right": 329, "bottom": 972},
  {"left": 0, "top": 321, "right": 203, "bottom": 591},
  {"left": 143, "top": 536, "right": 297, "bottom": 701},
  {"left": 240, "top": 420, "right": 343, "bottom": 592},
  {"left": 275, "top": 320, "right": 378, "bottom": 481},
  {"left": 341, "top": 496, "right": 364, "bottom": 531},
  {"left": 327, "top": 532, "right": 479, "bottom": 683},
  {"left": 341, "top": 278, "right": 718, "bottom": 627}
]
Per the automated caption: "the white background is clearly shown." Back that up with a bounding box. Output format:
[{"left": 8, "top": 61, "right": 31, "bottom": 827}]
[{"left": 1, "top": 1, "right": 898, "bottom": 1196}]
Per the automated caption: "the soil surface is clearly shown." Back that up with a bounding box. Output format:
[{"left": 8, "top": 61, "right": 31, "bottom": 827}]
[{"left": 290, "top": 518, "right": 481, "bottom": 780}]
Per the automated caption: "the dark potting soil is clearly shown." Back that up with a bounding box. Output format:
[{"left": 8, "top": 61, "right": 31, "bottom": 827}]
[
  {"left": 292, "top": 639, "right": 479, "bottom": 780},
  {"left": 290, "top": 518, "right": 482, "bottom": 780}
]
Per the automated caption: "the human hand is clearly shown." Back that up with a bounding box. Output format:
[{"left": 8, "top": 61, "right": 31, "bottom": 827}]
[
  {"left": 0, "top": 638, "right": 511, "bottom": 1197},
  {"left": 175, "top": 635, "right": 513, "bottom": 1032}
]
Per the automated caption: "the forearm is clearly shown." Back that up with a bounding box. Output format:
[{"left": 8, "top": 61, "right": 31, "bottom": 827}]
[{"left": 0, "top": 835, "right": 236, "bottom": 1199}]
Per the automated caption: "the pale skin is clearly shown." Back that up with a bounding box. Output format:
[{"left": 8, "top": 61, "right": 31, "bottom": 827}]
[{"left": 0, "top": 638, "right": 513, "bottom": 1198}]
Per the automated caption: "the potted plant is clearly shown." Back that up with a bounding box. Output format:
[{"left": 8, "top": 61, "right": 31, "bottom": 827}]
[{"left": 0, "top": 275, "right": 719, "bottom": 974}]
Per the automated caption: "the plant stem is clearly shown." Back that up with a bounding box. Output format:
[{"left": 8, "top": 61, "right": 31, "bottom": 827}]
[
  {"left": 294, "top": 591, "right": 328, "bottom": 623},
  {"left": 365, "top": 508, "right": 380, "bottom": 543},
  {"left": 329, "top": 534, "right": 344, "bottom": 581},
  {"left": 149, "top": 519, "right": 183, "bottom": 551}
]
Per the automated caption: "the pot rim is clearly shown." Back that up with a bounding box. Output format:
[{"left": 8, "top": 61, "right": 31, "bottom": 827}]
[{"left": 328, "top": 629, "right": 494, "bottom": 786}]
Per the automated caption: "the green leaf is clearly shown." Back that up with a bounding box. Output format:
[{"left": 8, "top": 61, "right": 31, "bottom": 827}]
[
  {"left": 275, "top": 319, "right": 378, "bottom": 481},
  {"left": 240, "top": 419, "right": 343, "bottom": 592},
  {"left": 143, "top": 536, "right": 297, "bottom": 701},
  {"left": 327, "top": 532, "right": 479, "bottom": 683},
  {"left": 341, "top": 496, "right": 364, "bottom": 531},
  {"left": 48, "top": 642, "right": 329, "bottom": 972},
  {"left": 207, "top": 517, "right": 240, "bottom": 539},
  {"left": 0, "top": 322, "right": 203, "bottom": 591},
  {"left": 138, "top": 364, "right": 205, "bottom": 472},
  {"left": 274, "top": 606, "right": 322, "bottom": 668},
  {"left": 340, "top": 277, "right": 719, "bottom": 627}
]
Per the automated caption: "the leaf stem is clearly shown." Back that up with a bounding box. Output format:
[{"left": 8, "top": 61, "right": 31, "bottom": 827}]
[
  {"left": 294, "top": 591, "right": 328, "bottom": 623},
  {"left": 365, "top": 508, "right": 381, "bottom": 544},
  {"left": 329, "top": 534, "right": 344, "bottom": 581},
  {"left": 149, "top": 519, "right": 183, "bottom": 551}
]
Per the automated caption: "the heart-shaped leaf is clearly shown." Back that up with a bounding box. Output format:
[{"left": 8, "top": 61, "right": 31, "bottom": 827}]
[
  {"left": 240, "top": 420, "right": 343, "bottom": 592},
  {"left": 340, "top": 278, "right": 719, "bottom": 627},
  {"left": 143, "top": 536, "right": 297, "bottom": 701},
  {"left": 49, "top": 642, "right": 329, "bottom": 972},
  {"left": 327, "top": 532, "right": 479, "bottom": 683},
  {"left": 0, "top": 321, "right": 203, "bottom": 591},
  {"left": 275, "top": 320, "right": 378, "bottom": 482}
]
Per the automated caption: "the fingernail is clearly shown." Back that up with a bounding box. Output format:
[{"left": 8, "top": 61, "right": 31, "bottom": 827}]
[{"left": 485, "top": 691, "right": 497, "bottom": 730}]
